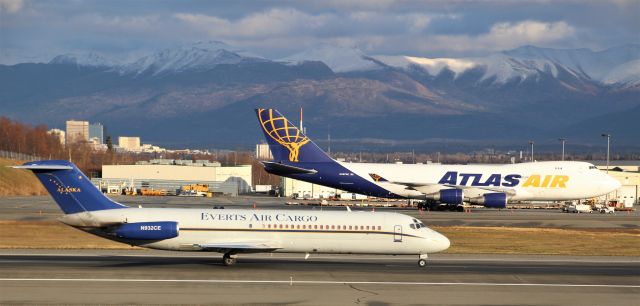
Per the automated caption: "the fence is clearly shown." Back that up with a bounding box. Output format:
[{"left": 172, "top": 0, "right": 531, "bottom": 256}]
[{"left": 0, "top": 150, "right": 43, "bottom": 161}]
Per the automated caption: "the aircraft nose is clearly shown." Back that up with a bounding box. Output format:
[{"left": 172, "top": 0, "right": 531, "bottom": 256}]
[
  {"left": 428, "top": 232, "right": 450, "bottom": 253},
  {"left": 604, "top": 174, "right": 621, "bottom": 192}
]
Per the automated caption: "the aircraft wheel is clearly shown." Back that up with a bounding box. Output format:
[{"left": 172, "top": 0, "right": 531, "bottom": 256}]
[
  {"left": 418, "top": 259, "right": 427, "bottom": 267},
  {"left": 222, "top": 253, "right": 237, "bottom": 266}
]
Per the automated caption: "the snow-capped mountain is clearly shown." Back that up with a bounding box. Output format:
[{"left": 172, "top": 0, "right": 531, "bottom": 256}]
[
  {"left": 49, "top": 52, "right": 119, "bottom": 68},
  {"left": 373, "top": 44, "right": 640, "bottom": 87},
  {"left": 119, "top": 41, "right": 267, "bottom": 75},
  {"left": 280, "top": 44, "right": 381, "bottom": 73}
]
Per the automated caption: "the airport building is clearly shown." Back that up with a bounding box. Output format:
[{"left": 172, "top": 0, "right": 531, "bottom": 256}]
[
  {"left": 592, "top": 161, "right": 640, "bottom": 207},
  {"left": 98, "top": 159, "right": 252, "bottom": 196},
  {"left": 282, "top": 177, "right": 367, "bottom": 200},
  {"left": 65, "top": 120, "right": 89, "bottom": 144}
]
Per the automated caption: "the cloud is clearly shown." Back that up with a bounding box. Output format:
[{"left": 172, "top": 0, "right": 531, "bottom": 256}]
[
  {"left": 0, "top": 0, "right": 24, "bottom": 13},
  {"left": 423, "top": 20, "right": 576, "bottom": 53}
]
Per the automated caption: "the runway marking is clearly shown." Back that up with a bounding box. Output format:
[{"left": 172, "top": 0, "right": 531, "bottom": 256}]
[
  {"left": 0, "top": 253, "right": 638, "bottom": 263},
  {"left": 0, "top": 278, "right": 638, "bottom": 288}
]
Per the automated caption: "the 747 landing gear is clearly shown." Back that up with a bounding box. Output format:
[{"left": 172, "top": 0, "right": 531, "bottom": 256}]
[
  {"left": 418, "top": 254, "right": 428, "bottom": 267},
  {"left": 222, "top": 253, "right": 238, "bottom": 266}
]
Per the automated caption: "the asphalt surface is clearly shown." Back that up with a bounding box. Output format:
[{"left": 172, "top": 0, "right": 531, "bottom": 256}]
[
  {"left": 1, "top": 195, "right": 638, "bottom": 228},
  {"left": 0, "top": 250, "right": 637, "bottom": 305}
]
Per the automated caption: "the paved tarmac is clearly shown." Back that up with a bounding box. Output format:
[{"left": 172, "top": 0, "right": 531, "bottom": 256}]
[
  {"left": 1, "top": 195, "right": 637, "bottom": 228},
  {"left": 0, "top": 250, "right": 637, "bottom": 305}
]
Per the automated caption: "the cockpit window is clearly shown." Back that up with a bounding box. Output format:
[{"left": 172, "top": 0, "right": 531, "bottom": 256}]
[
  {"left": 589, "top": 166, "right": 598, "bottom": 169},
  {"left": 409, "top": 224, "right": 416, "bottom": 229}
]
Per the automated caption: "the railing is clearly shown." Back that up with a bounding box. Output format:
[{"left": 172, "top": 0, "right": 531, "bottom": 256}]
[{"left": 0, "top": 150, "right": 43, "bottom": 161}]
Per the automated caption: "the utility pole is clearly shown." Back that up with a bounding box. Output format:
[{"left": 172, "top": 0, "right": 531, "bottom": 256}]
[
  {"left": 528, "top": 140, "right": 534, "bottom": 162},
  {"left": 601, "top": 134, "right": 611, "bottom": 173},
  {"left": 558, "top": 138, "right": 566, "bottom": 161}
]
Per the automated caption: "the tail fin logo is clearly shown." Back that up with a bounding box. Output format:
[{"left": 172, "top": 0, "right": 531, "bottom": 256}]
[{"left": 257, "top": 108, "right": 310, "bottom": 162}]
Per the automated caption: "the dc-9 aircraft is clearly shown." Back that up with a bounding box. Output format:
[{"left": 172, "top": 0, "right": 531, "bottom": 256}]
[
  {"left": 256, "top": 109, "right": 621, "bottom": 209},
  {"left": 15, "top": 160, "right": 450, "bottom": 267}
]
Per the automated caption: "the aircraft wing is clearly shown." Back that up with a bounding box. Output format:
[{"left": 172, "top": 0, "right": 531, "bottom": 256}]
[
  {"left": 369, "top": 173, "right": 517, "bottom": 196},
  {"left": 195, "top": 241, "right": 282, "bottom": 253}
]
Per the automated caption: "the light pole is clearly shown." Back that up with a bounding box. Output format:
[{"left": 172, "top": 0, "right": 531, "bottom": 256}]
[
  {"left": 558, "top": 138, "right": 566, "bottom": 161},
  {"left": 601, "top": 134, "right": 611, "bottom": 173},
  {"left": 528, "top": 141, "right": 534, "bottom": 162}
]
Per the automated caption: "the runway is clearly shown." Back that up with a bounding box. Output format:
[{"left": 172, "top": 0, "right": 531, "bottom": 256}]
[{"left": 0, "top": 251, "right": 638, "bottom": 305}]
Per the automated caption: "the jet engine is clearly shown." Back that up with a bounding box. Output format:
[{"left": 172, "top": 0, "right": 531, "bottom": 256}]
[
  {"left": 470, "top": 193, "right": 508, "bottom": 209},
  {"left": 111, "top": 221, "right": 179, "bottom": 240},
  {"left": 426, "top": 189, "right": 464, "bottom": 204}
]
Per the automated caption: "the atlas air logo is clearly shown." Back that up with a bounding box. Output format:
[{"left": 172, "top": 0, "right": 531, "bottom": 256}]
[
  {"left": 257, "top": 108, "right": 309, "bottom": 162},
  {"left": 438, "top": 172, "right": 569, "bottom": 188}
]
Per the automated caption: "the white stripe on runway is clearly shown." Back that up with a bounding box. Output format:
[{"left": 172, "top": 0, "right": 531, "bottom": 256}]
[{"left": 0, "top": 278, "right": 638, "bottom": 288}]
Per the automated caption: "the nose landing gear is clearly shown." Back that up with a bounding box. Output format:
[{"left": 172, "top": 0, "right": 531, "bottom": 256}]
[{"left": 418, "top": 254, "right": 428, "bottom": 267}]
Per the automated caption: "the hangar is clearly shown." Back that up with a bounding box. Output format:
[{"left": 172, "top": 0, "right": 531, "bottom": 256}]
[{"left": 95, "top": 159, "right": 252, "bottom": 196}]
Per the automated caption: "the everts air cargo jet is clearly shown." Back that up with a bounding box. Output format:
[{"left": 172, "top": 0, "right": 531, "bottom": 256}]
[
  {"left": 15, "top": 160, "right": 450, "bottom": 267},
  {"left": 256, "top": 109, "right": 621, "bottom": 209}
]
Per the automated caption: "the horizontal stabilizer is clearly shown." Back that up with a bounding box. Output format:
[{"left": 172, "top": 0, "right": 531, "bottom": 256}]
[
  {"left": 261, "top": 161, "right": 317, "bottom": 175},
  {"left": 13, "top": 165, "right": 73, "bottom": 171}
]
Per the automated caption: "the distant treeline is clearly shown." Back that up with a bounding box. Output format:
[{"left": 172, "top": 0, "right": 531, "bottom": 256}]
[
  {"left": 0, "top": 117, "right": 65, "bottom": 160},
  {"left": 0, "top": 117, "right": 282, "bottom": 186}
]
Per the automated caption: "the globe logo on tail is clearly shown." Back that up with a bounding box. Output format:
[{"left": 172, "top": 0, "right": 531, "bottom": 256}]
[{"left": 258, "top": 109, "right": 310, "bottom": 162}]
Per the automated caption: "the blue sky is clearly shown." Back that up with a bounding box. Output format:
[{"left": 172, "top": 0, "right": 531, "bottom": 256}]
[{"left": 0, "top": 0, "right": 638, "bottom": 64}]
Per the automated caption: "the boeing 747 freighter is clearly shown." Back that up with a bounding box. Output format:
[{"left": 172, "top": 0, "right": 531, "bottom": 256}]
[{"left": 256, "top": 109, "right": 620, "bottom": 209}]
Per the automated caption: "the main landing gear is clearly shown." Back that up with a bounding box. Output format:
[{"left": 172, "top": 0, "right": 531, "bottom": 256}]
[
  {"left": 222, "top": 252, "right": 238, "bottom": 266},
  {"left": 418, "top": 254, "right": 428, "bottom": 267}
]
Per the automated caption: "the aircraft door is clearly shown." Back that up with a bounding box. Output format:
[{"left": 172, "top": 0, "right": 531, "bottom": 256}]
[{"left": 393, "top": 225, "right": 402, "bottom": 242}]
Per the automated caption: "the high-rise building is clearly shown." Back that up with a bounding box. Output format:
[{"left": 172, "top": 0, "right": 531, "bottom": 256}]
[
  {"left": 255, "top": 143, "right": 273, "bottom": 160},
  {"left": 47, "top": 129, "right": 66, "bottom": 146},
  {"left": 89, "top": 123, "right": 104, "bottom": 144},
  {"left": 65, "top": 120, "right": 89, "bottom": 144},
  {"left": 118, "top": 136, "right": 141, "bottom": 152}
]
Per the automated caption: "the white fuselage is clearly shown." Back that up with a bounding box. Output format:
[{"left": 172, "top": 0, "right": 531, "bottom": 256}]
[
  {"left": 61, "top": 208, "right": 450, "bottom": 255},
  {"left": 339, "top": 161, "right": 620, "bottom": 201}
]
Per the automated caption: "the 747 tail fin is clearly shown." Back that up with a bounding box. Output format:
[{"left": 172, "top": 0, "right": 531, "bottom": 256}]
[{"left": 256, "top": 109, "right": 333, "bottom": 164}]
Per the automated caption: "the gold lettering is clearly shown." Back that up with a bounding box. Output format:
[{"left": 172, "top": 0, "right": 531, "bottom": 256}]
[
  {"left": 522, "top": 175, "right": 540, "bottom": 187},
  {"left": 550, "top": 175, "right": 569, "bottom": 188}
]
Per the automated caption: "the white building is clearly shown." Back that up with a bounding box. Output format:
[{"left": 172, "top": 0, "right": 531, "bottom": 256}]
[
  {"left": 118, "top": 136, "right": 141, "bottom": 152},
  {"left": 47, "top": 129, "right": 65, "bottom": 146},
  {"left": 282, "top": 177, "right": 367, "bottom": 200},
  {"left": 102, "top": 163, "right": 252, "bottom": 193},
  {"left": 66, "top": 120, "right": 89, "bottom": 144},
  {"left": 255, "top": 143, "right": 273, "bottom": 160}
]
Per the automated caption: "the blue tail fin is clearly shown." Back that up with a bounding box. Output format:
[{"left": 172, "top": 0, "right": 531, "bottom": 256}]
[
  {"left": 255, "top": 108, "right": 333, "bottom": 164},
  {"left": 16, "top": 160, "right": 128, "bottom": 214}
]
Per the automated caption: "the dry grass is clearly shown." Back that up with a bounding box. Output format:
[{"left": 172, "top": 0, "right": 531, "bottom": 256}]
[
  {"left": 0, "top": 220, "right": 133, "bottom": 249},
  {"left": 435, "top": 226, "right": 640, "bottom": 256},
  {"left": 0, "top": 220, "right": 638, "bottom": 256},
  {"left": 0, "top": 158, "right": 48, "bottom": 196}
]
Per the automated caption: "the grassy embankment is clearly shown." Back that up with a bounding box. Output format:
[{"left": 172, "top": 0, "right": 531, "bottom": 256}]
[
  {"left": 0, "top": 220, "right": 638, "bottom": 256},
  {"left": 0, "top": 158, "right": 48, "bottom": 196}
]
